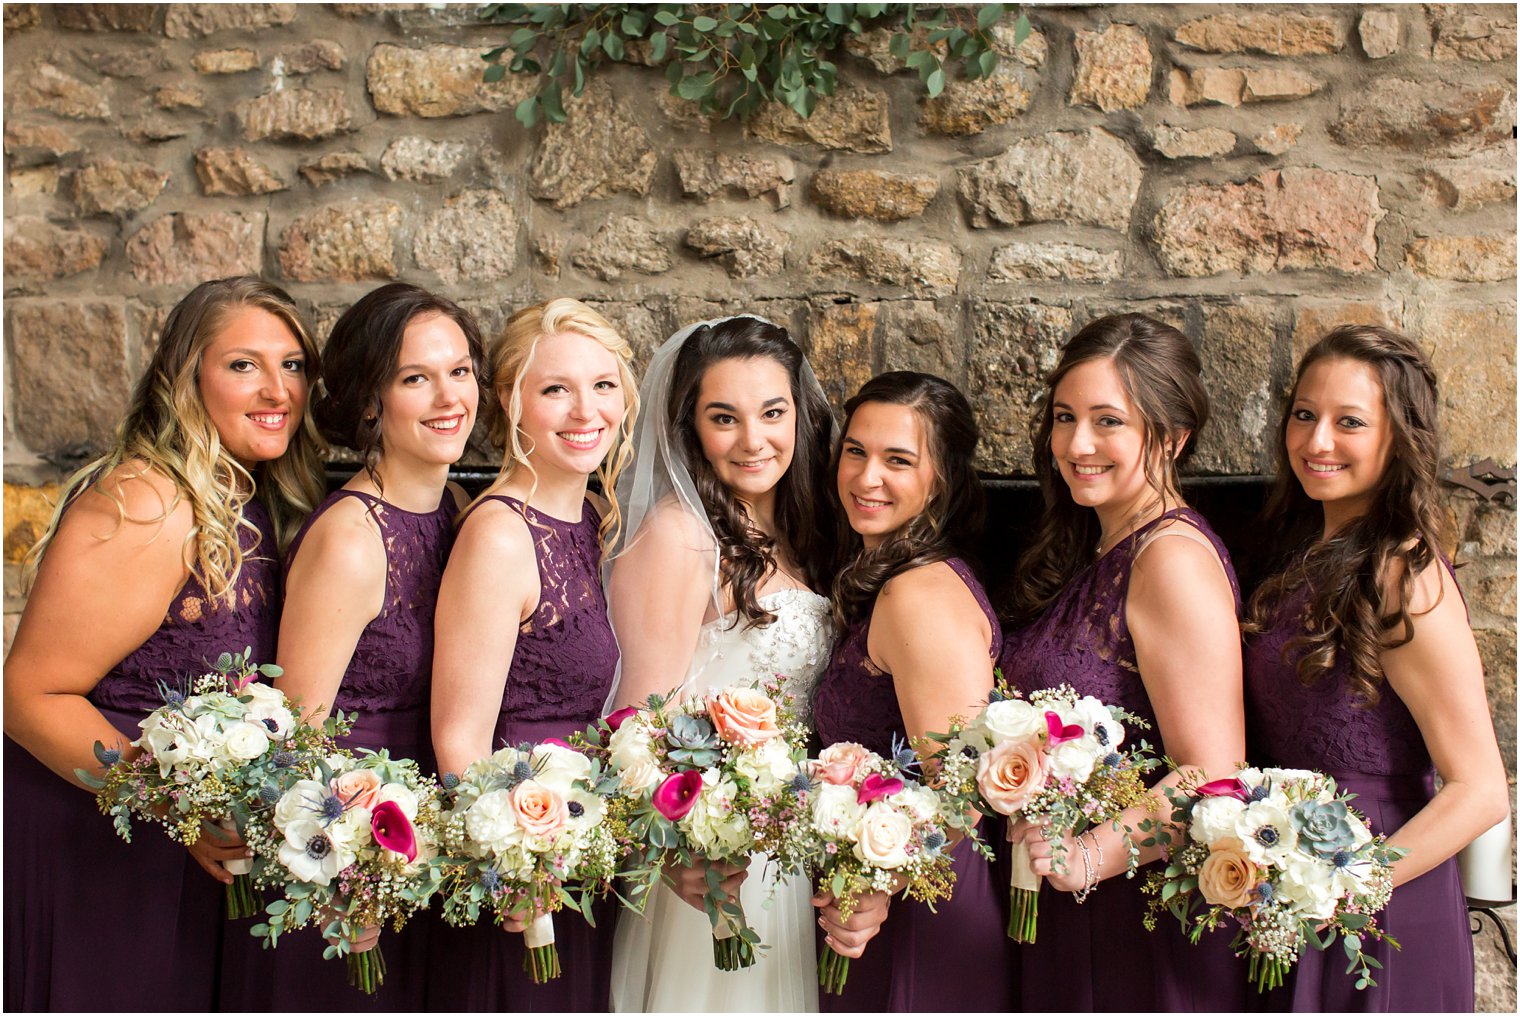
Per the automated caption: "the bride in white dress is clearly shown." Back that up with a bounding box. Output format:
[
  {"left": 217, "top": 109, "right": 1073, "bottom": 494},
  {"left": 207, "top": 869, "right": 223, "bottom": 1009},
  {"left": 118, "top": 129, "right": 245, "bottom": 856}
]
[{"left": 604, "top": 315, "right": 839, "bottom": 1012}]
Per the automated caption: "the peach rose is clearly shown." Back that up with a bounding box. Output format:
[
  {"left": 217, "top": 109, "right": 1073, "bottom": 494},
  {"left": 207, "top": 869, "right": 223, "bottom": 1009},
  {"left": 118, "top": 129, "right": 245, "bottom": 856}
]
[
  {"left": 330, "top": 769, "right": 384, "bottom": 812},
  {"left": 707, "top": 688, "right": 780, "bottom": 748},
  {"left": 811, "top": 741, "right": 873, "bottom": 788},
  {"left": 976, "top": 735, "right": 1048, "bottom": 816},
  {"left": 509, "top": 779, "right": 570, "bottom": 840},
  {"left": 1198, "top": 836, "right": 1261, "bottom": 909}
]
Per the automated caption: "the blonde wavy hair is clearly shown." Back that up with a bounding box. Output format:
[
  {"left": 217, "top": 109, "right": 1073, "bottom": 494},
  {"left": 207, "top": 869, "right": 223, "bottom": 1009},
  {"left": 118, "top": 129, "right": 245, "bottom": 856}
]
[
  {"left": 24, "top": 277, "right": 327, "bottom": 606},
  {"left": 483, "top": 298, "right": 639, "bottom": 553}
]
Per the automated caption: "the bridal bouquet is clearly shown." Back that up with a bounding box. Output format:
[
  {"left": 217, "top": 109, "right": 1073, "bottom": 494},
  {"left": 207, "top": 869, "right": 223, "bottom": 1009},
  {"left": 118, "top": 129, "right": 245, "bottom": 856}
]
[
  {"left": 931, "top": 681, "right": 1157, "bottom": 943},
  {"left": 1142, "top": 767, "right": 1405, "bottom": 992},
  {"left": 798, "top": 739, "right": 966, "bottom": 996},
  {"left": 77, "top": 649, "right": 339, "bottom": 919},
  {"left": 589, "top": 680, "right": 811, "bottom": 971},
  {"left": 243, "top": 749, "right": 447, "bottom": 995},
  {"left": 437, "top": 740, "right": 621, "bottom": 982}
]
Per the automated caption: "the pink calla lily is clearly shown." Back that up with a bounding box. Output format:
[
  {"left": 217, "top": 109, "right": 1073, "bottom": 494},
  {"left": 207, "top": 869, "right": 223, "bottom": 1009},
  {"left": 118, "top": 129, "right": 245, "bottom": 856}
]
[
  {"left": 856, "top": 772, "right": 903, "bottom": 804},
  {"left": 1044, "top": 710, "right": 1085, "bottom": 746},
  {"left": 602, "top": 707, "right": 638, "bottom": 743},
  {"left": 651, "top": 770, "right": 703, "bottom": 821},
  {"left": 543, "top": 737, "right": 575, "bottom": 749},
  {"left": 1195, "top": 777, "right": 1251, "bottom": 801},
  {"left": 371, "top": 800, "right": 418, "bottom": 862}
]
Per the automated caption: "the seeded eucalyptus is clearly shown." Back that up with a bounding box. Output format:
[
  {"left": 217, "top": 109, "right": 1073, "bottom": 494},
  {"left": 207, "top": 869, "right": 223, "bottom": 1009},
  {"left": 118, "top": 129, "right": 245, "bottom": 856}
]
[{"left": 479, "top": 3, "right": 1027, "bottom": 126}]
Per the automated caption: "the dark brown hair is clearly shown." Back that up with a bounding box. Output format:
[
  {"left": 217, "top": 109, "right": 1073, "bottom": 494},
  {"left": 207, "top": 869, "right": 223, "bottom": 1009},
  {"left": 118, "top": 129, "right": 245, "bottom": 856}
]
[
  {"left": 314, "top": 283, "right": 488, "bottom": 494},
  {"left": 831, "top": 371, "right": 986, "bottom": 627},
  {"left": 667, "top": 316, "right": 837, "bottom": 627},
  {"left": 1004, "top": 313, "right": 1209, "bottom": 628},
  {"left": 1246, "top": 324, "right": 1446, "bottom": 705}
]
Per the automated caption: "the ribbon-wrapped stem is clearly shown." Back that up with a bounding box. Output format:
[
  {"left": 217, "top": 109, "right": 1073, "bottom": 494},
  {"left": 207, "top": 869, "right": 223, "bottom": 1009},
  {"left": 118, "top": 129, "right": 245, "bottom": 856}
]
[{"left": 522, "top": 912, "right": 561, "bottom": 983}]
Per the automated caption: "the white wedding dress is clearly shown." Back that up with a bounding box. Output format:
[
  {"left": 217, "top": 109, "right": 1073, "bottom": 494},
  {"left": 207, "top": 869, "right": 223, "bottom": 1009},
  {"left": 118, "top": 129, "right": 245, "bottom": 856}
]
[{"left": 610, "top": 588, "right": 835, "bottom": 1013}]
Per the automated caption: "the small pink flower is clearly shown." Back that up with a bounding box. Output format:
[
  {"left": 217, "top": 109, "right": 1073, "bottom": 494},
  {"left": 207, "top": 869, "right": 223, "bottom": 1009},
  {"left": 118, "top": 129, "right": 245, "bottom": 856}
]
[
  {"left": 856, "top": 773, "right": 903, "bottom": 805},
  {"left": 370, "top": 801, "right": 418, "bottom": 862},
  {"left": 651, "top": 771, "right": 703, "bottom": 821}
]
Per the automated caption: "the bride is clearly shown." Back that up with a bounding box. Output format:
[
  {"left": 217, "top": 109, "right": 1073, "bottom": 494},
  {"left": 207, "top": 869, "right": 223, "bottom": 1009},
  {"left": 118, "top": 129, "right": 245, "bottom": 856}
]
[{"left": 605, "top": 315, "right": 839, "bottom": 1012}]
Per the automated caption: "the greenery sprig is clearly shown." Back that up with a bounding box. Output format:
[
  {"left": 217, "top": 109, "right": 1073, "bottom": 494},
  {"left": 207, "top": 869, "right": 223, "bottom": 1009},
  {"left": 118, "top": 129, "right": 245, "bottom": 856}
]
[{"left": 480, "top": 3, "right": 1028, "bottom": 126}]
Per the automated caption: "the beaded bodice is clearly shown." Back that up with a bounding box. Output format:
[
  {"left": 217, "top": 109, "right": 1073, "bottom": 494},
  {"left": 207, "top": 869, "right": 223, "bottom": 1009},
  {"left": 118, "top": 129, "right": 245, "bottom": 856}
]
[{"left": 684, "top": 588, "right": 835, "bottom": 727}]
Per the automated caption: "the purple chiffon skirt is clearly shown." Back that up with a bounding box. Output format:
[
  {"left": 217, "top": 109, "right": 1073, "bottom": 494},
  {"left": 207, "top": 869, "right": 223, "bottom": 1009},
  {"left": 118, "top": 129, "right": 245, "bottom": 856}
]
[
  {"left": 1248, "top": 771, "right": 1473, "bottom": 1013},
  {"left": 819, "top": 823, "right": 1017, "bottom": 1012},
  {"left": 426, "top": 716, "right": 616, "bottom": 1012},
  {"left": 217, "top": 707, "right": 435, "bottom": 1012},
  {"left": 4, "top": 706, "right": 224, "bottom": 1011}
]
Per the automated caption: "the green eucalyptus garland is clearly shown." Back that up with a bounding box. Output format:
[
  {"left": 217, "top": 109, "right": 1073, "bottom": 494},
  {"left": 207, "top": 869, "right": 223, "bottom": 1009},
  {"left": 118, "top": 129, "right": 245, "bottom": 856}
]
[{"left": 480, "top": 3, "right": 1028, "bottom": 126}]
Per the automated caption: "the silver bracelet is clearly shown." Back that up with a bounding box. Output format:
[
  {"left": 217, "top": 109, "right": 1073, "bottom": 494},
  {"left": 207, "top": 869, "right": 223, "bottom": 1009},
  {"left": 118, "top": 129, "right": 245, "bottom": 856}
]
[
  {"left": 1088, "top": 830, "right": 1105, "bottom": 878},
  {"left": 1072, "top": 834, "right": 1097, "bottom": 904}
]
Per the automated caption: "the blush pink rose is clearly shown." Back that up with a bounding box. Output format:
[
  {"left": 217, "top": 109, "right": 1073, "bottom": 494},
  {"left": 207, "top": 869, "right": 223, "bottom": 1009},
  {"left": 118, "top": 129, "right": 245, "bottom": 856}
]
[
  {"left": 509, "top": 780, "right": 570, "bottom": 839},
  {"left": 976, "top": 735, "right": 1048, "bottom": 816},
  {"left": 811, "top": 741, "right": 873, "bottom": 787},
  {"left": 330, "top": 769, "right": 384, "bottom": 811},
  {"left": 706, "top": 688, "right": 780, "bottom": 748}
]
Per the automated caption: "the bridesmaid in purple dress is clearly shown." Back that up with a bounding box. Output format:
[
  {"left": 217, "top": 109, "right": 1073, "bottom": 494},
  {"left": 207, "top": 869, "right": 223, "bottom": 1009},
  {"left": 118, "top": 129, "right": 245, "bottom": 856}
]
[
  {"left": 3, "top": 278, "right": 325, "bottom": 1010},
  {"left": 1243, "top": 325, "right": 1508, "bottom": 1012},
  {"left": 218, "top": 283, "right": 485, "bottom": 1011},
  {"left": 811, "top": 371, "right": 1017, "bottom": 1012},
  {"left": 1000, "top": 314, "right": 1249, "bottom": 1011},
  {"left": 428, "top": 298, "right": 637, "bottom": 1011}
]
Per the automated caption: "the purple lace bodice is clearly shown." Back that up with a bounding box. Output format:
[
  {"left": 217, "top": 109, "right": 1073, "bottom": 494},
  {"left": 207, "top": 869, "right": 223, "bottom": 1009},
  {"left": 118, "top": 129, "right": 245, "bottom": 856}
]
[
  {"left": 284, "top": 489, "right": 454, "bottom": 714},
  {"left": 999, "top": 508, "right": 1240, "bottom": 740},
  {"left": 89, "top": 500, "right": 281, "bottom": 714},
  {"left": 815, "top": 558, "right": 1003, "bottom": 757},
  {"left": 1245, "top": 578, "right": 1436, "bottom": 778},
  {"left": 484, "top": 496, "right": 618, "bottom": 727}
]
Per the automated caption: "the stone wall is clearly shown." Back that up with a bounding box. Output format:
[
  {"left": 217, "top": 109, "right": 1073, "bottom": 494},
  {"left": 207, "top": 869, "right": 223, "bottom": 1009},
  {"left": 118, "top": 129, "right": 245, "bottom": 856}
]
[{"left": 2, "top": 3, "right": 1516, "bottom": 1005}]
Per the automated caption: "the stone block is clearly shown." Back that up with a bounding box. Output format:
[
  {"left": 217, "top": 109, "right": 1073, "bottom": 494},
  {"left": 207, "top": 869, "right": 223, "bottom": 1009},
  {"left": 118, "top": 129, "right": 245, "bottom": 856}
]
[
  {"left": 7, "top": 166, "right": 59, "bottom": 199},
  {"left": 1070, "top": 23, "right": 1151, "bottom": 112},
  {"left": 919, "top": 63, "right": 1036, "bottom": 136},
  {"left": 164, "top": 4, "right": 297, "bottom": 38},
  {"left": 1420, "top": 149, "right": 1517, "bottom": 210},
  {"left": 528, "top": 81, "right": 656, "bottom": 209},
  {"left": 4, "top": 123, "right": 81, "bottom": 165},
  {"left": 808, "top": 238, "right": 960, "bottom": 297},
  {"left": 4, "top": 219, "right": 108, "bottom": 285},
  {"left": 4, "top": 5, "right": 40, "bottom": 35},
  {"left": 673, "top": 151, "right": 794, "bottom": 207},
  {"left": 988, "top": 242, "right": 1122, "bottom": 283},
  {"left": 1252, "top": 123, "right": 1303, "bottom": 155},
  {"left": 367, "top": 43, "right": 534, "bottom": 118},
  {"left": 278, "top": 40, "right": 345, "bottom": 74},
  {"left": 747, "top": 85, "right": 891, "bottom": 153},
  {"left": 533, "top": 233, "right": 562, "bottom": 279},
  {"left": 414, "top": 190, "right": 518, "bottom": 285},
  {"left": 120, "top": 116, "right": 186, "bottom": 144},
  {"left": 959, "top": 128, "right": 1142, "bottom": 231},
  {"left": 570, "top": 215, "right": 671, "bottom": 282},
  {"left": 278, "top": 201, "right": 401, "bottom": 283},
  {"left": 1418, "top": 303, "right": 1517, "bottom": 464},
  {"left": 804, "top": 300, "right": 877, "bottom": 411},
  {"left": 1193, "top": 301, "right": 1279, "bottom": 474},
  {"left": 1242, "top": 67, "right": 1323, "bottom": 103},
  {"left": 299, "top": 151, "right": 369, "bottom": 187},
  {"left": 126, "top": 211, "right": 265, "bottom": 286},
  {"left": 1331, "top": 77, "right": 1514, "bottom": 155},
  {"left": 1359, "top": 10, "right": 1401, "bottom": 58},
  {"left": 583, "top": 300, "right": 665, "bottom": 375},
  {"left": 808, "top": 169, "right": 938, "bottom": 222},
  {"left": 55, "top": 5, "right": 157, "bottom": 31},
  {"left": 1169, "top": 66, "right": 1323, "bottom": 107},
  {"left": 879, "top": 301, "right": 964, "bottom": 382},
  {"left": 6, "top": 300, "right": 129, "bottom": 454},
  {"left": 1151, "top": 125, "right": 1236, "bottom": 159},
  {"left": 1174, "top": 11, "right": 1348, "bottom": 55},
  {"left": 1290, "top": 300, "right": 1404, "bottom": 364},
  {"left": 70, "top": 158, "right": 169, "bottom": 216},
  {"left": 85, "top": 45, "right": 167, "bottom": 78},
  {"left": 194, "top": 147, "right": 286, "bottom": 196},
  {"left": 238, "top": 87, "right": 352, "bottom": 142},
  {"left": 966, "top": 301, "right": 1075, "bottom": 474},
  {"left": 1474, "top": 629, "right": 1516, "bottom": 778},
  {"left": 1154, "top": 169, "right": 1384, "bottom": 277},
  {"left": 156, "top": 84, "right": 206, "bottom": 109},
  {"left": 8, "top": 61, "right": 110, "bottom": 119},
  {"left": 1429, "top": 5, "right": 1517, "bottom": 61},
  {"left": 1406, "top": 235, "right": 1516, "bottom": 283},
  {"left": 380, "top": 136, "right": 471, "bottom": 182},
  {"left": 2, "top": 483, "right": 60, "bottom": 564},
  {"left": 684, "top": 217, "right": 788, "bottom": 279},
  {"left": 192, "top": 48, "right": 258, "bottom": 74}
]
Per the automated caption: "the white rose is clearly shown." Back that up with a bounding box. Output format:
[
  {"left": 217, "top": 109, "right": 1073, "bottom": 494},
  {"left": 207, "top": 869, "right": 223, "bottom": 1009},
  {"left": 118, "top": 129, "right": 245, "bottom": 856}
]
[
  {"left": 465, "top": 789, "right": 522, "bottom": 855},
  {"left": 894, "top": 785, "right": 942, "bottom": 825},
  {"left": 975, "top": 699, "right": 1044, "bottom": 747},
  {"left": 684, "top": 774, "right": 749, "bottom": 856},
  {"left": 373, "top": 781, "right": 419, "bottom": 821},
  {"left": 241, "top": 681, "right": 286, "bottom": 709},
  {"left": 531, "top": 743, "right": 593, "bottom": 793},
  {"left": 279, "top": 818, "right": 353, "bottom": 886},
  {"left": 812, "top": 783, "right": 868, "bottom": 842},
  {"left": 223, "top": 721, "right": 272, "bottom": 762},
  {"left": 1189, "top": 795, "right": 1247, "bottom": 845},
  {"left": 332, "top": 806, "right": 373, "bottom": 852},
  {"left": 607, "top": 718, "right": 657, "bottom": 773},
  {"left": 853, "top": 803, "right": 913, "bottom": 869},
  {"left": 618, "top": 759, "right": 662, "bottom": 795},
  {"left": 1277, "top": 853, "right": 1340, "bottom": 922},
  {"left": 1047, "top": 740, "right": 1098, "bottom": 783},
  {"left": 1234, "top": 799, "right": 1298, "bottom": 865}
]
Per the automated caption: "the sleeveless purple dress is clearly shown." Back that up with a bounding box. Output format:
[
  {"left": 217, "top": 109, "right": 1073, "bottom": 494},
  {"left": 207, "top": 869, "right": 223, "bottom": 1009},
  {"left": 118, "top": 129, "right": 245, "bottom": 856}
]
[
  {"left": 427, "top": 496, "right": 618, "bottom": 1012},
  {"left": 813, "top": 557, "right": 1018, "bottom": 1012},
  {"left": 1244, "top": 563, "right": 1475, "bottom": 1012},
  {"left": 4, "top": 498, "right": 280, "bottom": 1011},
  {"left": 999, "top": 507, "right": 1250, "bottom": 1012},
  {"left": 219, "top": 488, "right": 454, "bottom": 1012}
]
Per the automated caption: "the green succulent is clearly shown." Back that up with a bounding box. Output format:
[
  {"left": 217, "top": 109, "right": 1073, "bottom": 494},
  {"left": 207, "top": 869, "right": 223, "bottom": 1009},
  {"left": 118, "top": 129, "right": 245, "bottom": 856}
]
[
  {"left": 1289, "top": 799, "right": 1360, "bottom": 857},
  {"left": 666, "top": 713, "right": 722, "bottom": 768}
]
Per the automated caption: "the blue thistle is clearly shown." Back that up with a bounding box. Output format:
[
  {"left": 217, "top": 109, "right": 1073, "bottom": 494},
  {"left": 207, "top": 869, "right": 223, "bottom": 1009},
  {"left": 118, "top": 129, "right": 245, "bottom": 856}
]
[
  {"left": 317, "top": 792, "right": 348, "bottom": 825},
  {"left": 889, "top": 733, "right": 920, "bottom": 773},
  {"left": 924, "top": 830, "right": 947, "bottom": 852},
  {"left": 789, "top": 770, "right": 817, "bottom": 795},
  {"left": 441, "top": 772, "right": 460, "bottom": 791},
  {"left": 479, "top": 868, "right": 503, "bottom": 893},
  {"left": 99, "top": 747, "right": 123, "bottom": 767},
  {"left": 511, "top": 760, "right": 535, "bottom": 784},
  {"left": 272, "top": 751, "right": 298, "bottom": 769},
  {"left": 259, "top": 782, "right": 281, "bottom": 805},
  {"left": 1332, "top": 850, "right": 1353, "bottom": 869},
  {"left": 1249, "top": 784, "right": 1270, "bottom": 802},
  {"left": 1102, "top": 752, "right": 1122, "bottom": 768},
  {"left": 1255, "top": 881, "right": 1275, "bottom": 904},
  {"left": 157, "top": 679, "right": 188, "bottom": 709}
]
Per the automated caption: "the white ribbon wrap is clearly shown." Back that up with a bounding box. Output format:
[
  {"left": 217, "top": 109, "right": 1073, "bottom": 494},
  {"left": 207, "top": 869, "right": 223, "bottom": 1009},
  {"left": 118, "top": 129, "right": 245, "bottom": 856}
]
[
  {"left": 1008, "top": 839, "right": 1041, "bottom": 893},
  {"left": 217, "top": 818, "right": 252, "bottom": 875},
  {"left": 524, "top": 912, "right": 556, "bottom": 949}
]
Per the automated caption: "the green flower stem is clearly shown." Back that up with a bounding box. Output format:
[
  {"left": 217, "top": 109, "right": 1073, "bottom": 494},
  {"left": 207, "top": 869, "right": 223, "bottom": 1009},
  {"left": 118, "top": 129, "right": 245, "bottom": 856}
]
[
  {"left": 1248, "top": 950, "right": 1287, "bottom": 993},
  {"left": 818, "top": 945, "right": 850, "bottom": 996},
  {"left": 525, "top": 943, "right": 561, "bottom": 983},
  {"left": 1008, "top": 886, "right": 1040, "bottom": 943},
  {"left": 346, "top": 946, "right": 386, "bottom": 996},
  {"left": 225, "top": 873, "right": 260, "bottom": 921}
]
